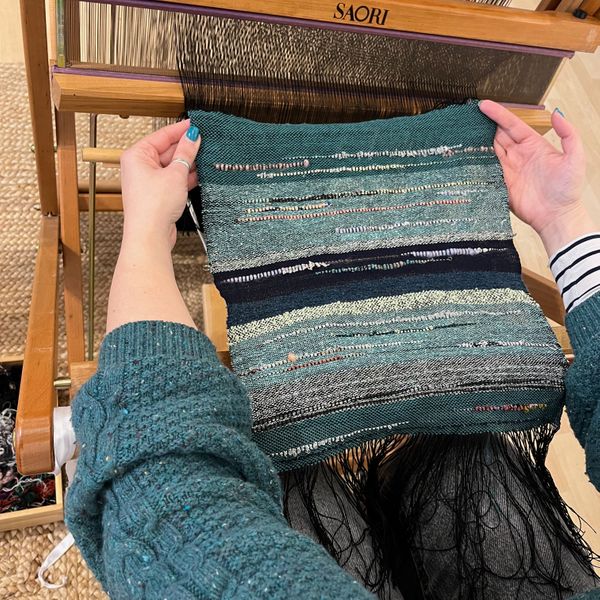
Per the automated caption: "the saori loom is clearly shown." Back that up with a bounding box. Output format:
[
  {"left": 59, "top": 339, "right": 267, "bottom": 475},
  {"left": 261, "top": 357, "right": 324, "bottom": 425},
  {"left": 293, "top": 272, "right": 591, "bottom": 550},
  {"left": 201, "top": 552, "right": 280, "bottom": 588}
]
[{"left": 13, "top": 0, "right": 600, "bottom": 572}]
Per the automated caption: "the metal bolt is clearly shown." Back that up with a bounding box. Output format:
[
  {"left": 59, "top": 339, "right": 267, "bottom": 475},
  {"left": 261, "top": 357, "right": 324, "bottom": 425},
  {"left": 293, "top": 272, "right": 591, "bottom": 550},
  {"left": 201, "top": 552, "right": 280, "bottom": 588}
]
[{"left": 53, "top": 377, "right": 72, "bottom": 390}]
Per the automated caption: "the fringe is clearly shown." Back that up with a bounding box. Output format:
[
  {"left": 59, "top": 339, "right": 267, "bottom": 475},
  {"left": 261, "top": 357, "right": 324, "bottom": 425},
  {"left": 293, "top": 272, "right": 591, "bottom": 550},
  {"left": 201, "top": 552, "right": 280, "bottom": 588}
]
[{"left": 281, "top": 429, "right": 599, "bottom": 599}]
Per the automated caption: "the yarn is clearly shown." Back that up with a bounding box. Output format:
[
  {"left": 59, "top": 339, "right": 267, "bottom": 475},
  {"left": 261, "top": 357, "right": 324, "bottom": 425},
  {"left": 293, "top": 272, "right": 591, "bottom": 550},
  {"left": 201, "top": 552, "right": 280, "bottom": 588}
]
[
  {"left": 192, "top": 103, "right": 567, "bottom": 470},
  {"left": 0, "top": 365, "right": 55, "bottom": 513},
  {"left": 190, "top": 103, "right": 596, "bottom": 597}
]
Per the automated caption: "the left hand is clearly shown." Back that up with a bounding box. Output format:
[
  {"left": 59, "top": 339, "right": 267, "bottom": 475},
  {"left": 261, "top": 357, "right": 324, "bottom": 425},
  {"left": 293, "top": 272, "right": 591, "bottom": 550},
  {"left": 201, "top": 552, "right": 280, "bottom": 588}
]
[{"left": 120, "top": 119, "right": 201, "bottom": 249}]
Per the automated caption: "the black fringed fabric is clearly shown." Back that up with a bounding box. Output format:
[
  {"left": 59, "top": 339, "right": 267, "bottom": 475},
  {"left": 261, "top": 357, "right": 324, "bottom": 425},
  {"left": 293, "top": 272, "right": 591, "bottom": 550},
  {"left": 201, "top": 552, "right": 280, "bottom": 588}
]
[{"left": 282, "top": 430, "right": 599, "bottom": 599}]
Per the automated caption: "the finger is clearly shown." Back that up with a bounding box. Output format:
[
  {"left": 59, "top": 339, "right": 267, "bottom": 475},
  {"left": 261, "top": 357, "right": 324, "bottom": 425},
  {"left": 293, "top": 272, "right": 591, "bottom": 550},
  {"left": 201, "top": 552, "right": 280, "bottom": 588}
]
[
  {"left": 136, "top": 119, "right": 191, "bottom": 157},
  {"left": 167, "top": 124, "right": 201, "bottom": 175},
  {"left": 479, "top": 99, "right": 537, "bottom": 144},
  {"left": 495, "top": 128, "right": 515, "bottom": 151},
  {"left": 493, "top": 138, "right": 507, "bottom": 161},
  {"left": 551, "top": 109, "right": 584, "bottom": 163},
  {"left": 187, "top": 172, "right": 198, "bottom": 190},
  {"left": 159, "top": 144, "right": 178, "bottom": 167}
]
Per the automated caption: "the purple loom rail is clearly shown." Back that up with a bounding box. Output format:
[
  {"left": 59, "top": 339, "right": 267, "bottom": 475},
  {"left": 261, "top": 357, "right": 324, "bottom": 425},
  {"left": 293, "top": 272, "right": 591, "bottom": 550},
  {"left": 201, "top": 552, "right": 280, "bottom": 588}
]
[{"left": 81, "top": 0, "right": 573, "bottom": 58}]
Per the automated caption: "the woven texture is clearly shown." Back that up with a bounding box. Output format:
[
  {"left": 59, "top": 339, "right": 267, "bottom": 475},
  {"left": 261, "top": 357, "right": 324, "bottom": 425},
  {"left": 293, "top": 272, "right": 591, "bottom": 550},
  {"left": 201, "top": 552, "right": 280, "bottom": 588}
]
[{"left": 192, "top": 103, "right": 568, "bottom": 471}]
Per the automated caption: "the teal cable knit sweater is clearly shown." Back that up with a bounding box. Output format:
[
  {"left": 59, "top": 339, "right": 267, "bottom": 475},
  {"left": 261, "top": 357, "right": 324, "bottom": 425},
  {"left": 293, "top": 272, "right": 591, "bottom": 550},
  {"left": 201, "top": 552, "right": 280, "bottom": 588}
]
[{"left": 65, "top": 293, "right": 600, "bottom": 599}]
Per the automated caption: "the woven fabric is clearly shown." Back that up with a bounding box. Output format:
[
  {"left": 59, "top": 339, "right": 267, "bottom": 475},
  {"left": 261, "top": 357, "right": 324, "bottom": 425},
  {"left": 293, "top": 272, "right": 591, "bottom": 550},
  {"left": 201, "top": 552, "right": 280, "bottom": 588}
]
[{"left": 191, "top": 103, "right": 568, "bottom": 472}]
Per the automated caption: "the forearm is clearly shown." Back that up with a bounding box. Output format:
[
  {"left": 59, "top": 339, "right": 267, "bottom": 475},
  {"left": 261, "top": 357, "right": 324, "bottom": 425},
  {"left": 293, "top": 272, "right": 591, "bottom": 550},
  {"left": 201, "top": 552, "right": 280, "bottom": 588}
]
[
  {"left": 547, "top": 228, "right": 600, "bottom": 491},
  {"left": 537, "top": 204, "right": 597, "bottom": 258},
  {"left": 66, "top": 321, "right": 373, "bottom": 599},
  {"left": 106, "top": 231, "right": 196, "bottom": 333}
]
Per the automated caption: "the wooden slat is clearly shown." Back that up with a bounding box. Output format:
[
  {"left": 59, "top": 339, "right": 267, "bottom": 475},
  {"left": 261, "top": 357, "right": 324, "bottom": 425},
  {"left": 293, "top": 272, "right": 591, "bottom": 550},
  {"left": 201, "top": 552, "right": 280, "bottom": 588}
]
[
  {"left": 52, "top": 72, "right": 554, "bottom": 133},
  {"left": 551, "top": 323, "right": 573, "bottom": 358},
  {"left": 78, "top": 193, "right": 123, "bottom": 211},
  {"left": 522, "top": 266, "right": 566, "bottom": 325},
  {"left": 52, "top": 72, "right": 183, "bottom": 117},
  {"left": 56, "top": 111, "right": 85, "bottom": 363},
  {"left": 15, "top": 216, "right": 59, "bottom": 476},
  {"left": 581, "top": 0, "right": 600, "bottom": 14},
  {"left": 155, "top": 0, "right": 600, "bottom": 52},
  {"left": 202, "top": 283, "right": 229, "bottom": 353},
  {"left": 556, "top": 0, "right": 584, "bottom": 11},
  {"left": 536, "top": 0, "right": 562, "bottom": 10},
  {"left": 78, "top": 179, "right": 121, "bottom": 194},
  {"left": 70, "top": 361, "right": 98, "bottom": 397},
  {"left": 81, "top": 147, "right": 122, "bottom": 165},
  {"left": 0, "top": 354, "right": 24, "bottom": 365},
  {"left": 510, "top": 108, "right": 552, "bottom": 134},
  {"left": 47, "top": 0, "right": 56, "bottom": 62},
  {"left": 20, "top": 0, "right": 58, "bottom": 215}
]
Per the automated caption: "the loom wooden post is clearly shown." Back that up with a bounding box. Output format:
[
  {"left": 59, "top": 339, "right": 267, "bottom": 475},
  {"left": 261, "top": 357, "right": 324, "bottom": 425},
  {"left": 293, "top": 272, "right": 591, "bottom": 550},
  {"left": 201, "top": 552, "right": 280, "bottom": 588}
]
[
  {"left": 555, "top": 0, "right": 585, "bottom": 12},
  {"left": 580, "top": 0, "right": 600, "bottom": 15},
  {"left": 19, "top": 0, "right": 58, "bottom": 216},
  {"left": 521, "top": 267, "right": 566, "bottom": 326},
  {"left": 56, "top": 110, "right": 85, "bottom": 363},
  {"left": 202, "top": 284, "right": 231, "bottom": 368},
  {"left": 14, "top": 216, "right": 59, "bottom": 476}
]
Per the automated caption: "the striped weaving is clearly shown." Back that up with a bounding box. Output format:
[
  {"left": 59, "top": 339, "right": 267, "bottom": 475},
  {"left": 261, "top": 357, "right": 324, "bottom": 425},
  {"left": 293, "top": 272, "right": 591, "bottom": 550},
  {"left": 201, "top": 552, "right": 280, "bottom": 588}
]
[{"left": 191, "top": 103, "right": 568, "bottom": 472}]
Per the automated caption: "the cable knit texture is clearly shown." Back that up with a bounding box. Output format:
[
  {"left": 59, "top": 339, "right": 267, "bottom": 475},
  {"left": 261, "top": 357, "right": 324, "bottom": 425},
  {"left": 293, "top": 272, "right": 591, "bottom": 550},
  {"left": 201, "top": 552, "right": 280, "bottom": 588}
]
[
  {"left": 565, "top": 292, "right": 600, "bottom": 491},
  {"left": 65, "top": 320, "right": 373, "bottom": 599},
  {"left": 65, "top": 300, "right": 600, "bottom": 598}
]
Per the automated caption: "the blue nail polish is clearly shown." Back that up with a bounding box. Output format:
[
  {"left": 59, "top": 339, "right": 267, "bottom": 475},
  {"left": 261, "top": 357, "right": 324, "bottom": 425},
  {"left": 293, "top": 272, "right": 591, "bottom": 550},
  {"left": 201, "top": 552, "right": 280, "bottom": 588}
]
[
  {"left": 553, "top": 107, "right": 565, "bottom": 118},
  {"left": 186, "top": 125, "right": 200, "bottom": 142}
]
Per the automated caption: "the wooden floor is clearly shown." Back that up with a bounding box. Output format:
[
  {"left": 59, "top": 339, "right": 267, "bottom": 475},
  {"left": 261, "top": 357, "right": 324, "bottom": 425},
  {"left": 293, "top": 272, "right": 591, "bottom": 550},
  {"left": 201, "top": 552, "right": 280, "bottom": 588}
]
[{"left": 3, "top": 0, "right": 600, "bottom": 564}]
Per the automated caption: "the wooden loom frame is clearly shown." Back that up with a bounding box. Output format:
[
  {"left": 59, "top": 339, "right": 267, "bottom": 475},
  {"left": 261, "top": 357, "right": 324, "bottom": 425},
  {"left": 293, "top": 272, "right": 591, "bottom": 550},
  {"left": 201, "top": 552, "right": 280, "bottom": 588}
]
[{"left": 12, "top": 0, "right": 600, "bottom": 513}]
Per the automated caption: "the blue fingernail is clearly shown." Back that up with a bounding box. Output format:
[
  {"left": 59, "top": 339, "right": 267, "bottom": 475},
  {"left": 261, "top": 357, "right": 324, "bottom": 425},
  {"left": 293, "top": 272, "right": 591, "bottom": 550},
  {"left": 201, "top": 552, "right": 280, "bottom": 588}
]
[
  {"left": 186, "top": 125, "right": 200, "bottom": 142},
  {"left": 553, "top": 107, "right": 565, "bottom": 118}
]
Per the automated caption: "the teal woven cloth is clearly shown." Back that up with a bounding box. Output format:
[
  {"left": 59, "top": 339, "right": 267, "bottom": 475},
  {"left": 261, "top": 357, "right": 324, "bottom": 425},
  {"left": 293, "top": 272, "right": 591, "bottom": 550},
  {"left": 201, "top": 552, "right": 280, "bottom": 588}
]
[{"left": 190, "top": 103, "right": 568, "bottom": 472}]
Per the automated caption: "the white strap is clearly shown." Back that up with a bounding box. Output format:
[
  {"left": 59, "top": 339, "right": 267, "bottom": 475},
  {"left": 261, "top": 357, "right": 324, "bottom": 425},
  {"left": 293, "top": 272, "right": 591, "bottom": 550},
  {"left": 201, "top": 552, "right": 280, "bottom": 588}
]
[
  {"left": 37, "top": 532, "right": 74, "bottom": 589},
  {"left": 53, "top": 406, "right": 77, "bottom": 475}
]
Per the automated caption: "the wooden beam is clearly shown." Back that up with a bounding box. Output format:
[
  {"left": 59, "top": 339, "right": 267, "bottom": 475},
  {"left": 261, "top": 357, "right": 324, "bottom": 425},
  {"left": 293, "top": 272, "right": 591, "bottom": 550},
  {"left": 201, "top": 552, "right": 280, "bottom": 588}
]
[
  {"left": 536, "top": 0, "right": 562, "bottom": 9},
  {"left": 510, "top": 108, "right": 552, "bottom": 134},
  {"left": 15, "top": 216, "right": 59, "bottom": 476},
  {"left": 52, "top": 72, "right": 554, "bottom": 133},
  {"left": 580, "top": 0, "right": 600, "bottom": 14},
  {"left": 155, "top": 0, "right": 600, "bottom": 52},
  {"left": 56, "top": 111, "right": 85, "bottom": 363},
  {"left": 522, "top": 266, "right": 566, "bottom": 326},
  {"left": 202, "top": 283, "right": 229, "bottom": 354},
  {"left": 81, "top": 147, "right": 123, "bottom": 165},
  {"left": 20, "top": 0, "right": 58, "bottom": 215},
  {"left": 78, "top": 193, "right": 123, "bottom": 211},
  {"left": 556, "top": 0, "right": 584, "bottom": 11},
  {"left": 52, "top": 72, "right": 184, "bottom": 117},
  {"left": 70, "top": 361, "right": 98, "bottom": 397},
  {"left": 78, "top": 179, "right": 121, "bottom": 194}
]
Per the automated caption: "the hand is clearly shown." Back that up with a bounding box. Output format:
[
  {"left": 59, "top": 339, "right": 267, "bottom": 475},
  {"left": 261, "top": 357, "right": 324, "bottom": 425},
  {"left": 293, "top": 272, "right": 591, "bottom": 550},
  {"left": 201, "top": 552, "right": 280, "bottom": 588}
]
[
  {"left": 120, "top": 119, "right": 201, "bottom": 249},
  {"left": 479, "top": 100, "right": 594, "bottom": 256}
]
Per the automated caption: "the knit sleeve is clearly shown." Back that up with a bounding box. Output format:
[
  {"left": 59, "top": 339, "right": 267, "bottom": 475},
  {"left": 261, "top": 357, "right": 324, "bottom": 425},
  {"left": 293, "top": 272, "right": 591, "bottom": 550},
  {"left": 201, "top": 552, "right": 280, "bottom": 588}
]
[
  {"left": 65, "top": 320, "right": 373, "bottom": 600},
  {"left": 564, "top": 294, "right": 600, "bottom": 492}
]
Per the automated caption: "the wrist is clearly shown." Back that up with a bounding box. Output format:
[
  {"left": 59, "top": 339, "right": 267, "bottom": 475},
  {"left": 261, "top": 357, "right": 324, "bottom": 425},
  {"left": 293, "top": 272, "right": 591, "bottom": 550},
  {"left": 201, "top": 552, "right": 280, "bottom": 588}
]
[
  {"left": 537, "top": 204, "right": 597, "bottom": 258},
  {"left": 122, "top": 221, "right": 173, "bottom": 253}
]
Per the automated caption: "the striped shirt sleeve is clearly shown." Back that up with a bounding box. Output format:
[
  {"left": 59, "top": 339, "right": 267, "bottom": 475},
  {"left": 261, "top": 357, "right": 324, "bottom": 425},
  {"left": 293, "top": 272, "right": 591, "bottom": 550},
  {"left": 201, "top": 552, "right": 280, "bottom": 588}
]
[{"left": 549, "top": 233, "right": 600, "bottom": 313}]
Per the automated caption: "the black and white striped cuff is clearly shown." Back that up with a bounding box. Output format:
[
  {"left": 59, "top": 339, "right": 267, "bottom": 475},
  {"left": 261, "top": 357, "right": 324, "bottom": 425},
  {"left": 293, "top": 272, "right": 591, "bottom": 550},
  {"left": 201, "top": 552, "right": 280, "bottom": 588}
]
[{"left": 549, "top": 233, "right": 600, "bottom": 313}]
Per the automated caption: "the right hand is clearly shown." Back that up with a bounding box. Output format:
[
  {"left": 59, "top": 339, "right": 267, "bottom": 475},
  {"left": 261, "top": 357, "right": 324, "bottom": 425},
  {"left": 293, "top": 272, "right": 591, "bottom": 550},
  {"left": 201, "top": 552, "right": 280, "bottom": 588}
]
[{"left": 479, "top": 100, "right": 592, "bottom": 255}]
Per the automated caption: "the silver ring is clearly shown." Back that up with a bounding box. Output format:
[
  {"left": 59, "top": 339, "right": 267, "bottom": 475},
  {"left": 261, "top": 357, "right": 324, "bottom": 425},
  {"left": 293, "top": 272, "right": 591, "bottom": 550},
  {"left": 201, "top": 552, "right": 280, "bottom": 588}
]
[{"left": 172, "top": 157, "right": 192, "bottom": 171}]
